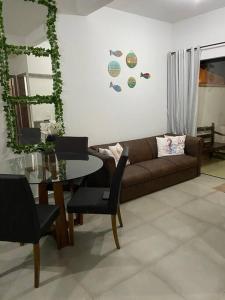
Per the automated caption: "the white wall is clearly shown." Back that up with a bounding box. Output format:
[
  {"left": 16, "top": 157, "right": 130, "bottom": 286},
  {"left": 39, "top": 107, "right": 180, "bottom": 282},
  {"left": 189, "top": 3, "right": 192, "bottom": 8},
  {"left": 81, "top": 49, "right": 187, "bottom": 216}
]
[
  {"left": 172, "top": 6, "right": 225, "bottom": 53},
  {"left": 57, "top": 7, "right": 172, "bottom": 146},
  {"left": 172, "top": 7, "right": 225, "bottom": 60}
]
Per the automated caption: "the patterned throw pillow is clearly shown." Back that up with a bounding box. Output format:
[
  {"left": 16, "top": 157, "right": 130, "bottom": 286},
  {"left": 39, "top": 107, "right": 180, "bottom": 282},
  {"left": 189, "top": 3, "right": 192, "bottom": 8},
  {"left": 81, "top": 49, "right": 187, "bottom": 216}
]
[
  {"left": 164, "top": 135, "right": 186, "bottom": 155},
  {"left": 156, "top": 136, "right": 186, "bottom": 157}
]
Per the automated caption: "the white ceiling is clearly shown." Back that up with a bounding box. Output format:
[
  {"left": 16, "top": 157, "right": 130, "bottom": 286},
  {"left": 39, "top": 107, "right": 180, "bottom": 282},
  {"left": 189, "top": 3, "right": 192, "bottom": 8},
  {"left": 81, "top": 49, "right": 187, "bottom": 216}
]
[
  {"left": 56, "top": 0, "right": 112, "bottom": 15},
  {"left": 3, "top": 0, "right": 225, "bottom": 39},
  {"left": 108, "top": 0, "right": 225, "bottom": 23}
]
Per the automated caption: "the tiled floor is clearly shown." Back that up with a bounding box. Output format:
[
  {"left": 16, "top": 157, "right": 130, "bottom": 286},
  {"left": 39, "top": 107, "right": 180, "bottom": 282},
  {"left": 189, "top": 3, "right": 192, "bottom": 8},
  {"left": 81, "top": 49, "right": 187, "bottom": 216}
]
[{"left": 1, "top": 174, "right": 225, "bottom": 299}]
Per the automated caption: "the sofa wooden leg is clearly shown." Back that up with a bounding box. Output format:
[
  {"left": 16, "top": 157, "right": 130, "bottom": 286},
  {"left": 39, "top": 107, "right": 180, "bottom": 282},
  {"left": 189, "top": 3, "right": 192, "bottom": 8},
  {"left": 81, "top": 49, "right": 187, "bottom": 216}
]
[
  {"left": 33, "top": 243, "right": 40, "bottom": 288},
  {"left": 117, "top": 206, "right": 123, "bottom": 227},
  {"left": 68, "top": 213, "right": 74, "bottom": 245},
  {"left": 111, "top": 215, "right": 120, "bottom": 249}
]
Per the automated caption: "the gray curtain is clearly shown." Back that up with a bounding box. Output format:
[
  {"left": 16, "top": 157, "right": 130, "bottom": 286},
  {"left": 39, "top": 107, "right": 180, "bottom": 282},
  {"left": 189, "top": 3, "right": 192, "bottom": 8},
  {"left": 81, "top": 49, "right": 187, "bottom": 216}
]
[{"left": 167, "top": 47, "right": 201, "bottom": 136}]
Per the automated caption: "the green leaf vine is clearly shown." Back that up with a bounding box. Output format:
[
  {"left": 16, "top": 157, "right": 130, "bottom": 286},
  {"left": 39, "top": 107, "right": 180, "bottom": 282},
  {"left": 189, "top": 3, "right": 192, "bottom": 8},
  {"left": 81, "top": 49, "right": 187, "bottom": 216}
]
[{"left": 0, "top": 0, "right": 64, "bottom": 153}]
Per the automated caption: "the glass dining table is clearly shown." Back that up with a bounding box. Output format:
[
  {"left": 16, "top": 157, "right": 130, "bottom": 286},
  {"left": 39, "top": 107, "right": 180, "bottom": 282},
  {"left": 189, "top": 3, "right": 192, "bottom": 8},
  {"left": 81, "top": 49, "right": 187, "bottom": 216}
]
[{"left": 0, "top": 152, "right": 103, "bottom": 248}]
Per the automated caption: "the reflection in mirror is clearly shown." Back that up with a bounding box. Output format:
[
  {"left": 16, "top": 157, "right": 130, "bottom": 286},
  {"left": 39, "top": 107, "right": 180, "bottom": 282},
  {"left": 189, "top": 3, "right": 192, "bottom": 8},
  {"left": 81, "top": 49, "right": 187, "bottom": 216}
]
[
  {"left": 8, "top": 53, "right": 53, "bottom": 97},
  {"left": 3, "top": 0, "right": 49, "bottom": 47},
  {"left": 14, "top": 103, "right": 55, "bottom": 145},
  {"left": 8, "top": 50, "right": 55, "bottom": 145}
]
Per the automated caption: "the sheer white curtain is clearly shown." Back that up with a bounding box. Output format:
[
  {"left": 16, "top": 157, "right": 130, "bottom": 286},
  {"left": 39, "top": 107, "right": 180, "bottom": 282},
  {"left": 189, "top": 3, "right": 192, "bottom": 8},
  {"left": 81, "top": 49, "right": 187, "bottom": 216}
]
[{"left": 167, "top": 47, "right": 201, "bottom": 136}]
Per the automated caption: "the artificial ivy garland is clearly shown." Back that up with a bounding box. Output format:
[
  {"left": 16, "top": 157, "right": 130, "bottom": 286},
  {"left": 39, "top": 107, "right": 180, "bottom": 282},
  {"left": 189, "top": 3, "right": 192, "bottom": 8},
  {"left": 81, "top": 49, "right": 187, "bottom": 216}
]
[{"left": 0, "top": 0, "right": 64, "bottom": 153}]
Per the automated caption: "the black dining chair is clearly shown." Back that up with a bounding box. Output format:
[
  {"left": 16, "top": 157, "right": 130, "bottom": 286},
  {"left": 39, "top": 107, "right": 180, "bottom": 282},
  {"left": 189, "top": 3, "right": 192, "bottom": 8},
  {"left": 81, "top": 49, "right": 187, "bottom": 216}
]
[
  {"left": 67, "top": 147, "right": 129, "bottom": 249},
  {"left": 18, "top": 128, "right": 41, "bottom": 145},
  {"left": 46, "top": 136, "right": 89, "bottom": 191},
  {"left": 48, "top": 136, "right": 89, "bottom": 225},
  {"left": 0, "top": 174, "right": 60, "bottom": 288},
  {"left": 55, "top": 136, "right": 88, "bottom": 160}
]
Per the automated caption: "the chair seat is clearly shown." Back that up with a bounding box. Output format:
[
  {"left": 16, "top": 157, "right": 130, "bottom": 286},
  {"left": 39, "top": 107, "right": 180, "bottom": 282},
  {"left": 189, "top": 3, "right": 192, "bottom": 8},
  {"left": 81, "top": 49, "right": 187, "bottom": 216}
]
[
  {"left": 36, "top": 204, "right": 60, "bottom": 236},
  {"left": 67, "top": 187, "right": 111, "bottom": 214}
]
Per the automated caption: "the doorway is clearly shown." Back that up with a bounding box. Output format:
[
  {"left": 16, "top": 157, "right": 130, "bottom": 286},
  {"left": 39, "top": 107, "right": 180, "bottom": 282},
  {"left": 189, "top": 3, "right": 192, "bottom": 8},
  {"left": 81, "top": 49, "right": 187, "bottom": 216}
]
[{"left": 197, "top": 56, "right": 225, "bottom": 179}]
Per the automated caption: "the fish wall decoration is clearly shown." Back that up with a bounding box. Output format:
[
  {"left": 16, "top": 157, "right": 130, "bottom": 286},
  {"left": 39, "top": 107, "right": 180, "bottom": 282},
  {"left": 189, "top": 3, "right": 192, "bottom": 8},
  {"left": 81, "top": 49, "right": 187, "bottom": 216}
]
[
  {"left": 140, "top": 72, "right": 151, "bottom": 79},
  {"left": 110, "top": 50, "right": 123, "bottom": 57},
  {"left": 128, "top": 76, "right": 136, "bottom": 88},
  {"left": 126, "top": 51, "right": 137, "bottom": 68},
  {"left": 110, "top": 82, "right": 122, "bottom": 92},
  {"left": 108, "top": 60, "right": 121, "bottom": 77}
]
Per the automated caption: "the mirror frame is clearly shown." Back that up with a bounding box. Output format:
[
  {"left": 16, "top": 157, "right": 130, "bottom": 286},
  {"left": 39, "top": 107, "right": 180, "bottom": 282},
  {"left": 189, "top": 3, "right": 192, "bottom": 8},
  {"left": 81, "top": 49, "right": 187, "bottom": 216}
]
[{"left": 0, "top": 0, "right": 64, "bottom": 153}]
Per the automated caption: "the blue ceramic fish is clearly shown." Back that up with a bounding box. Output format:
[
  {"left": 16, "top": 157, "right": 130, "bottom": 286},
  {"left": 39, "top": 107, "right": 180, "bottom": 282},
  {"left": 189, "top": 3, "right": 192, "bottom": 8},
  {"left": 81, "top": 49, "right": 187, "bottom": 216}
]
[
  {"left": 110, "top": 50, "right": 123, "bottom": 57},
  {"left": 140, "top": 72, "right": 151, "bottom": 79},
  {"left": 110, "top": 82, "right": 122, "bottom": 92}
]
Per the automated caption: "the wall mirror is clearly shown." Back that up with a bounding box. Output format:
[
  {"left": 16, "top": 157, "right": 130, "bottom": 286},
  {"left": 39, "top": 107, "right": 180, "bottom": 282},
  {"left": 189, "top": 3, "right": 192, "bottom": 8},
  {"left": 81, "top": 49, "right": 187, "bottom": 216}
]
[{"left": 0, "top": 0, "right": 64, "bottom": 153}]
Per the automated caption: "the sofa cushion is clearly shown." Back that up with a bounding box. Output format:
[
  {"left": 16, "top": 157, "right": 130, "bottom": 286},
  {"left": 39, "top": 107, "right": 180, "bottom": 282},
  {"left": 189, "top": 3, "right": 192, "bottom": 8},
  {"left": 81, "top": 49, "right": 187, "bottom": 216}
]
[
  {"left": 121, "top": 138, "right": 153, "bottom": 164},
  {"left": 161, "top": 155, "right": 197, "bottom": 171},
  {"left": 122, "top": 165, "right": 151, "bottom": 188},
  {"left": 137, "top": 158, "right": 178, "bottom": 179},
  {"left": 137, "top": 155, "right": 197, "bottom": 179}
]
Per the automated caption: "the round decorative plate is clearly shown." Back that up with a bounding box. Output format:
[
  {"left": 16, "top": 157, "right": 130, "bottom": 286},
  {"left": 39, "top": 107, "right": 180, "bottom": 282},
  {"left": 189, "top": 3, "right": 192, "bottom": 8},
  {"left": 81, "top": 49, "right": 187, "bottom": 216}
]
[
  {"left": 108, "top": 61, "right": 121, "bottom": 77},
  {"left": 126, "top": 51, "right": 137, "bottom": 68},
  {"left": 128, "top": 76, "right": 136, "bottom": 88}
]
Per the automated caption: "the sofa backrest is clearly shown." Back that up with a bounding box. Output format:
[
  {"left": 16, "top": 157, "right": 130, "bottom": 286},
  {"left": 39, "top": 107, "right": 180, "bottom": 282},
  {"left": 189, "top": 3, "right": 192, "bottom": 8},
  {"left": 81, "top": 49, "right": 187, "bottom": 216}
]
[
  {"left": 91, "top": 136, "right": 160, "bottom": 164},
  {"left": 120, "top": 138, "right": 155, "bottom": 163}
]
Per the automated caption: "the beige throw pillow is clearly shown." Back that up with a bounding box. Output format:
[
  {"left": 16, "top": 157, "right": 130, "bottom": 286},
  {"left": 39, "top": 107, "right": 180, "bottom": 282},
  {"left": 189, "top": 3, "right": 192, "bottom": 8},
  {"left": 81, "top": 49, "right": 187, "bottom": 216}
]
[
  {"left": 109, "top": 143, "right": 123, "bottom": 163},
  {"left": 100, "top": 143, "right": 130, "bottom": 166},
  {"left": 99, "top": 148, "right": 114, "bottom": 157}
]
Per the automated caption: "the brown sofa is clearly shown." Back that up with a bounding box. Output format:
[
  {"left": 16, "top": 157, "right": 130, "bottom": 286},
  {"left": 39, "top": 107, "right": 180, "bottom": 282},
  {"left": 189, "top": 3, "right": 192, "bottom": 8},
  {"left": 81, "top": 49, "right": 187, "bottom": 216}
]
[{"left": 87, "top": 135, "right": 203, "bottom": 203}]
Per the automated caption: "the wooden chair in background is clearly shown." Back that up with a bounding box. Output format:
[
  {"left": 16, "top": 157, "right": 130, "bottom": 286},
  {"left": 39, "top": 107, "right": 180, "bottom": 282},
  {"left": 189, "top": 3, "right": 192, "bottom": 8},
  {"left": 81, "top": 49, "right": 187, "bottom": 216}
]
[{"left": 197, "top": 122, "right": 225, "bottom": 157}]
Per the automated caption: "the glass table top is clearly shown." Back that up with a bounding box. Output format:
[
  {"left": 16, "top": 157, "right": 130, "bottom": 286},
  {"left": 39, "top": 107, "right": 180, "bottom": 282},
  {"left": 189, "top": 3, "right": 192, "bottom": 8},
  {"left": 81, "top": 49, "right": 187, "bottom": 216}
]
[{"left": 0, "top": 152, "right": 103, "bottom": 184}]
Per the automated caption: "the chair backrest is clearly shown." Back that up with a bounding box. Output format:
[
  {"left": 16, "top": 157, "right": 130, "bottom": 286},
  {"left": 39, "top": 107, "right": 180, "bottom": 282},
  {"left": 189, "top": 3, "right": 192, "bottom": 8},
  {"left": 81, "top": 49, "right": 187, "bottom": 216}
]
[
  {"left": 55, "top": 136, "right": 88, "bottom": 160},
  {"left": 0, "top": 175, "right": 41, "bottom": 244},
  {"left": 108, "top": 147, "right": 129, "bottom": 214},
  {"left": 19, "top": 128, "right": 41, "bottom": 145}
]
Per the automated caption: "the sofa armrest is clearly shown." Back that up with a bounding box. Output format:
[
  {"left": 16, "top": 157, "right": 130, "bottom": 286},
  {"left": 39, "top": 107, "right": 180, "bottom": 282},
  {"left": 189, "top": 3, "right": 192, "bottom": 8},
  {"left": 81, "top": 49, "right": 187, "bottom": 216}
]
[
  {"left": 87, "top": 148, "right": 116, "bottom": 187},
  {"left": 185, "top": 135, "right": 203, "bottom": 176}
]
